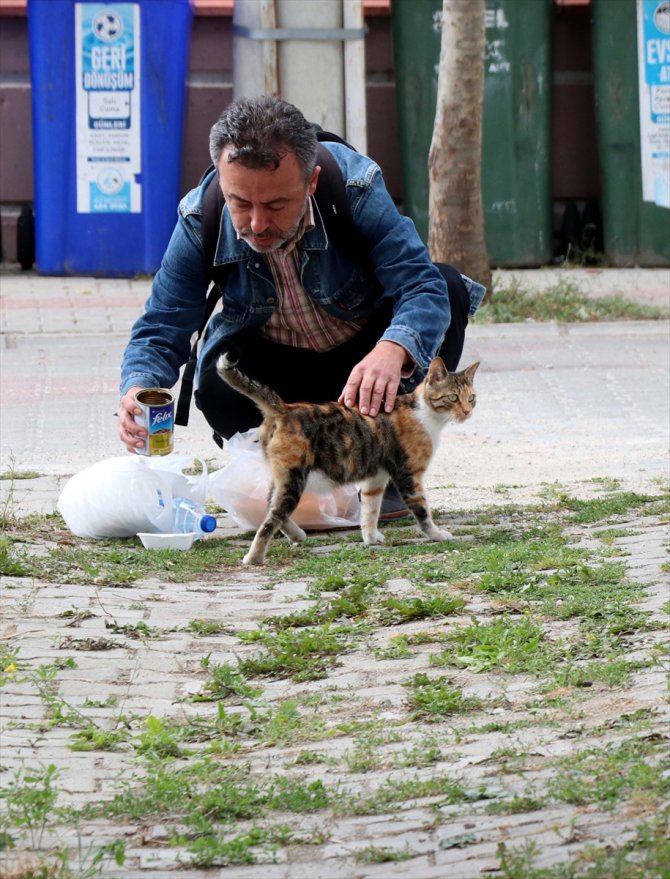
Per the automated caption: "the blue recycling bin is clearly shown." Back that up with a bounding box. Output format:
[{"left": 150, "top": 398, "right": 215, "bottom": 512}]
[{"left": 28, "top": 0, "right": 193, "bottom": 276}]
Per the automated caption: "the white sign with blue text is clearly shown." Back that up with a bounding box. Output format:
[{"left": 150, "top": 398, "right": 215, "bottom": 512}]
[
  {"left": 637, "top": 0, "right": 670, "bottom": 208},
  {"left": 75, "top": 3, "right": 141, "bottom": 213}
]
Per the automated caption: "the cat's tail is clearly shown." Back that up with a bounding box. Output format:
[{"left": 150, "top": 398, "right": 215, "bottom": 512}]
[{"left": 216, "top": 352, "right": 286, "bottom": 415}]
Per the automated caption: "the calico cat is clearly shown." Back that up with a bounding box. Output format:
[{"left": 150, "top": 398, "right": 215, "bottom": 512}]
[{"left": 216, "top": 353, "right": 479, "bottom": 565}]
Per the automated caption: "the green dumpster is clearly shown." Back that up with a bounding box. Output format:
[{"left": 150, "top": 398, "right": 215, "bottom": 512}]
[
  {"left": 481, "top": 0, "right": 552, "bottom": 266},
  {"left": 391, "top": 0, "right": 442, "bottom": 246},
  {"left": 391, "top": 0, "right": 552, "bottom": 265},
  {"left": 592, "top": 0, "right": 670, "bottom": 266}
]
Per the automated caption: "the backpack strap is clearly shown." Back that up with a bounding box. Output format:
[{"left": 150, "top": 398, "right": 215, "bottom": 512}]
[
  {"left": 201, "top": 166, "right": 232, "bottom": 290},
  {"left": 174, "top": 282, "right": 223, "bottom": 426},
  {"left": 175, "top": 168, "right": 227, "bottom": 427},
  {"left": 313, "top": 140, "right": 372, "bottom": 266}
]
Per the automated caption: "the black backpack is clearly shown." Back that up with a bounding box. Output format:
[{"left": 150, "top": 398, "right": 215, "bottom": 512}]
[{"left": 175, "top": 129, "right": 372, "bottom": 426}]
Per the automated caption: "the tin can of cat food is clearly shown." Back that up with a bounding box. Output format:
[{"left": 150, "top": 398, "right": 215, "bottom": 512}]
[{"left": 134, "top": 389, "right": 174, "bottom": 457}]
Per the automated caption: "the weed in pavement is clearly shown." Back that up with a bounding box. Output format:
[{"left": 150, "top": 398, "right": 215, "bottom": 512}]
[
  {"left": 547, "top": 737, "right": 669, "bottom": 810},
  {"left": 487, "top": 790, "right": 546, "bottom": 816},
  {"left": 0, "top": 535, "right": 35, "bottom": 577},
  {"left": 0, "top": 764, "right": 61, "bottom": 851},
  {"left": 395, "top": 735, "right": 444, "bottom": 768},
  {"left": 69, "top": 725, "right": 131, "bottom": 753},
  {"left": 187, "top": 618, "right": 229, "bottom": 636},
  {"left": 103, "top": 619, "right": 162, "bottom": 639},
  {"left": 347, "top": 774, "right": 483, "bottom": 816},
  {"left": 355, "top": 844, "right": 412, "bottom": 864},
  {"left": 342, "top": 724, "right": 402, "bottom": 773},
  {"left": 374, "top": 633, "right": 414, "bottom": 660},
  {"left": 0, "top": 469, "right": 42, "bottom": 481},
  {"left": 496, "top": 811, "right": 670, "bottom": 878},
  {"left": 194, "top": 656, "right": 262, "bottom": 702},
  {"left": 549, "top": 657, "right": 650, "bottom": 690},
  {"left": 174, "top": 823, "right": 294, "bottom": 868},
  {"left": 236, "top": 622, "right": 366, "bottom": 681},
  {"left": 405, "top": 672, "right": 483, "bottom": 720},
  {"left": 431, "top": 615, "right": 558, "bottom": 675},
  {"left": 377, "top": 591, "right": 465, "bottom": 625}
]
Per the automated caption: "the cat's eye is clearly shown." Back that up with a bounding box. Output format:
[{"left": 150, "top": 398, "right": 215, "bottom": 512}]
[
  {"left": 447, "top": 394, "right": 459, "bottom": 402},
  {"left": 468, "top": 395, "right": 475, "bottom": 402}
]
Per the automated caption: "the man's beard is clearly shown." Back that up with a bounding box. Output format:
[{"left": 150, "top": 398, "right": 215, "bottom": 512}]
[{"left": 238, "top": 201, "right": 308, "bottom": 253}]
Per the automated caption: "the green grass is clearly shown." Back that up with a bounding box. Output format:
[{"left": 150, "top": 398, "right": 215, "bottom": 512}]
[
  {"left": 0, "top": 518, "right": 245, "bottom": 585},
  {"left": 549, "top": 657, "right": 649, "bottom": 690},
  {"left": 377, "top": 591, "right": 465, "bottom": 624},
  {"left": 405, "top": 673, "right": 483, "bottom": 720},
  {"left": 3, "top": 488, "right": 668, "bottom": 871},
  {"left": 431, "top": 615, "right": 558, "bottom": 675},
  {"left": 345, "top": 773, "right": 482, "bottom": 816},
  {"left": 547, "top": 738, "right": 669, "bottom": 810},
  {"left": 478, "top": 277, "right": 668, "bottom": 324},
  {"left": 0, "top": 469, "right": 42, "bottom": 480},
  {"left": 194, "top": 657, "right": 262, "bottom": 702},
  {"left": 0, "top": 764, "right": 61, "bottom": 851},
  {"left": 187, "top": 619, "right": 229, "bottom": 637},
  {"left": 560, "top": 491, "right": 667, "bottom": 524},
  {"left": 355, "top": 844, "right": 412, "bottom": 864},
  {"left": 497, "top": 813, "right": 670, "bottom": 878},
  {"left": 237, "top": 622, "right": 365, "bottom": 681}
]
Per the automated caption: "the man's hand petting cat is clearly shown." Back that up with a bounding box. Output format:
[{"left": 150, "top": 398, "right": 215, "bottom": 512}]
[{"left": 339, "top": 341, "right": 411, "bottom": 416}]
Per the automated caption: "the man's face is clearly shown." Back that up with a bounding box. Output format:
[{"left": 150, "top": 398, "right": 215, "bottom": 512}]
[{"left": 218, "top": 147, "right": 320, "bottom": 253}]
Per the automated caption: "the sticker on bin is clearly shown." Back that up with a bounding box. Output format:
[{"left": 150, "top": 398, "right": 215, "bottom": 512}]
[{"left": 74, "top": 3, "right": 142, "bottom": 214}]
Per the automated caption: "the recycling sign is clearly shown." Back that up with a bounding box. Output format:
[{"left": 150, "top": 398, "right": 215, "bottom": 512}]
[{"left": 75, "top": 4, "right": 141, "bottom": 213}]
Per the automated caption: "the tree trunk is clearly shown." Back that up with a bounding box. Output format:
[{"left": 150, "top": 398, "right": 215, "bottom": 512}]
[{"left": 428, "top": 0, "right": 491, "bottom": 291}]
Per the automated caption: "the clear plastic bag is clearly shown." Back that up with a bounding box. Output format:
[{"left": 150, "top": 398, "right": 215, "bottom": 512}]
[
  {"left": 209, "top": 428, "right": 360, "bottom": 531},
  {"left": 57, "top": 455, "right": 208, "bottom": 539}
]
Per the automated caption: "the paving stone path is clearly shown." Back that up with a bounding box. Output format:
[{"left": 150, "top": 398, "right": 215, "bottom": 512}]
[
  {"left": 1, "top": 271, "right": 669, "bottom": 877},
  {"left": 1, "top": 508, "right": 668, "bottom": 877}
]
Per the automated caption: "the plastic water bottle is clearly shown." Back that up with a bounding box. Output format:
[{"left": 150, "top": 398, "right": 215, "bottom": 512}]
[{"left": 171, "top": 496, "right": 217, "bottom": 538}]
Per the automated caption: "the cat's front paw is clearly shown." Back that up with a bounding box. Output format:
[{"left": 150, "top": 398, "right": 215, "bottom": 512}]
[
  {"left": 282, "top": 520, "right": 306, "bottom": 543},
  {"left": 242, "top": 550, "right": 265, "bottom": 566},
  {"left": 363, "top": 530, "right": 385, "bottom": 546},
  {"left": 430, "top": 527, "right": 454, "bottom": 542}
]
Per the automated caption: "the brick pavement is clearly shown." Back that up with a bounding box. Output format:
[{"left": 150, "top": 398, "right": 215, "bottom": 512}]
[
  {"left": 1, "top": 268, "right": 669, "bottom": 876},
  {"left": 1, "top": 516, "right": 668, "bottom": 877}
]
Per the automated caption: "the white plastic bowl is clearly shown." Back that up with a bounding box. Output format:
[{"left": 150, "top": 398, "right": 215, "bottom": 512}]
[{"left": 137, "top": 532, "right": 196, "bottom": 550}]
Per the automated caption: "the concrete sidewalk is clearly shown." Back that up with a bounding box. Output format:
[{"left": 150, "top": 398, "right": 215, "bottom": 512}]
[
  {"left": 1, "top": 267, "right": 669, "bottom": 878},
  {"left": 1, "top": 267, "right": 668, "bottom": 514}
]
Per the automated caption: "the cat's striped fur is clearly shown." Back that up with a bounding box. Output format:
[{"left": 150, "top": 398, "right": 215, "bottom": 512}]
[{"left": 216, "top": 354, "right": 479, "bottom": 565}]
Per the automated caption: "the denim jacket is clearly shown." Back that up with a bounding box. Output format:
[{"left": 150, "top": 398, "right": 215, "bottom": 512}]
[{"left": 120, "top": 143, "right": 485, "bottom": 396}]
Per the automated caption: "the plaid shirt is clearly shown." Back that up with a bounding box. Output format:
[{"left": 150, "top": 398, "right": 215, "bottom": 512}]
[{"left": 258, "top": 199, "right": 364, "bottom": 351}]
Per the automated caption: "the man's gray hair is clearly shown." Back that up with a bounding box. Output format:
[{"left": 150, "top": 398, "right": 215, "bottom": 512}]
[{"left": 209, "top": 95, "right": 318, "bottom": 180}]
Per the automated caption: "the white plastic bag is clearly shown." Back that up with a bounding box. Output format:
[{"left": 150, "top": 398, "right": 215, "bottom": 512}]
[
  {"left": 57, "top": 455, "right": 208, "bottom": 539},
  {"left": 209, "top": 428, "right": 360, "bottom": 531}
]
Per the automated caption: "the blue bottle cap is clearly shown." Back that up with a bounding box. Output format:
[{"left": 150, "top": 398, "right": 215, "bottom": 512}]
[{"left": 201, "top": 515, "right": 217, "bottom": 533}]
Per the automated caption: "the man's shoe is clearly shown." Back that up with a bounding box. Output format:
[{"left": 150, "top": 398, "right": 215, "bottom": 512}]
[{"left": 378, "top": 484, "right": 411, "bottom": 522}]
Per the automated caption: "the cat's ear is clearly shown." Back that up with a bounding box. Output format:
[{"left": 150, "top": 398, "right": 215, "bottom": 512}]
[
  {"left": 462, "top": 362, "right": 480, "bottom": 383},
  {"left": 427, "top": 357, "right": 448, "bottom": 384}
]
